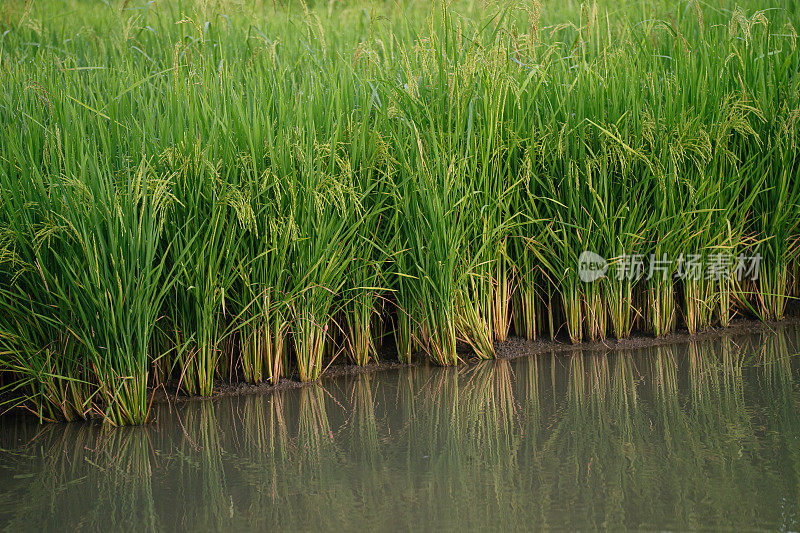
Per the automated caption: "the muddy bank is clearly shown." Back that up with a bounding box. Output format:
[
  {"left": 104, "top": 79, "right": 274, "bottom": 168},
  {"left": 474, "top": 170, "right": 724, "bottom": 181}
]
[
  {"left": 148, "top": 311, "right": 800, "bottom": 407},
  {"left": 494, "top": 314, "right": 800, "bottom": 359},
  {"left": 150, "top": 360, "right": 414, "bottom": 406},
  {"left": 3, "top": 312, "right": 798, "bottom": 413}
]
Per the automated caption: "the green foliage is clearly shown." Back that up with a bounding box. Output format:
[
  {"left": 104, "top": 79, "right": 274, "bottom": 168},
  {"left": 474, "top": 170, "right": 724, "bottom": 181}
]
[{"left": 0, "top": 0, "right": 798, "bottom": 424}]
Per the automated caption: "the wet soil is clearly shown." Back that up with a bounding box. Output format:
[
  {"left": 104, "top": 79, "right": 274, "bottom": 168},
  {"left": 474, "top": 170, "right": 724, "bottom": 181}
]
[
  {"left": 151, "top": 309, "right": 800, "bottom": 406},
  {"left": 3, "top": 307, "right": 798, "bottom": 412}
]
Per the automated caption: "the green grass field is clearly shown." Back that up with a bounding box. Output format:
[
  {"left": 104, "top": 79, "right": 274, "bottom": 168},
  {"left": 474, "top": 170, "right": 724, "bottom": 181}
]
[{"left": 0, "top": 0, "right": 798, "bottom": 425}]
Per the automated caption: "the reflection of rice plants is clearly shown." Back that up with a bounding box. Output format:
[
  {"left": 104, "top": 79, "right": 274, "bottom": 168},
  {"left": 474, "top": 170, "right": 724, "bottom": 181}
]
[
  {"left": 1, "top": 424, "right": 159, "bottom": 531},
  {"left": 177, "top": 402, "right": 232, "bottom": 531},
  {"left": 0, "top": 326, "right": 798, "bottom": 529}
]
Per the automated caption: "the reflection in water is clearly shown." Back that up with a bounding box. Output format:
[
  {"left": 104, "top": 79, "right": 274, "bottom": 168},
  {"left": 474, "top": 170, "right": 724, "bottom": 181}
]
[
  {"left": 0, "top": 424, "right": 159, "bottom": 531},
  {"left": 1, "top": 326, "right": 800, "bottom": 530}
]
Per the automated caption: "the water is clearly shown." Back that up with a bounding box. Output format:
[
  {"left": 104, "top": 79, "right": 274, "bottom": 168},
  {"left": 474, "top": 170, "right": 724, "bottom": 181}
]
[{"left": 1, "top": 325, "right": 799, "bottom": 531}]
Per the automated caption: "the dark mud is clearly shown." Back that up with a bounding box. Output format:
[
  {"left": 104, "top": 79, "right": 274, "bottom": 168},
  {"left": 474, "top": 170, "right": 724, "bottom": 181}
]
[
  {"left": 494, "top": 315, "right": 800, "bottom": 359},
  {"left": 3, "top": 311, "right": 798, "bottom": 414},
  {"left": 150, "top": 360, "right": 414, "bottom": 406},
  {"left": 151, "top": 310, "right": 800, "bottom": 406}
]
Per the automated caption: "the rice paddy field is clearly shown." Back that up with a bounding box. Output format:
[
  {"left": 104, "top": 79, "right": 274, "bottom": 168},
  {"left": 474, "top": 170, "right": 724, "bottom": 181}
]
[{"left": 0, "top": 0, "right": 799, "bottom": 426}]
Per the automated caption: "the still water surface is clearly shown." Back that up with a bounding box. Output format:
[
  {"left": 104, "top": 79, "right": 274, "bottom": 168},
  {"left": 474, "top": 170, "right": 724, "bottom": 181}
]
[{"left": 1, "top": 325, "right": 799, "bottom": 531}]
